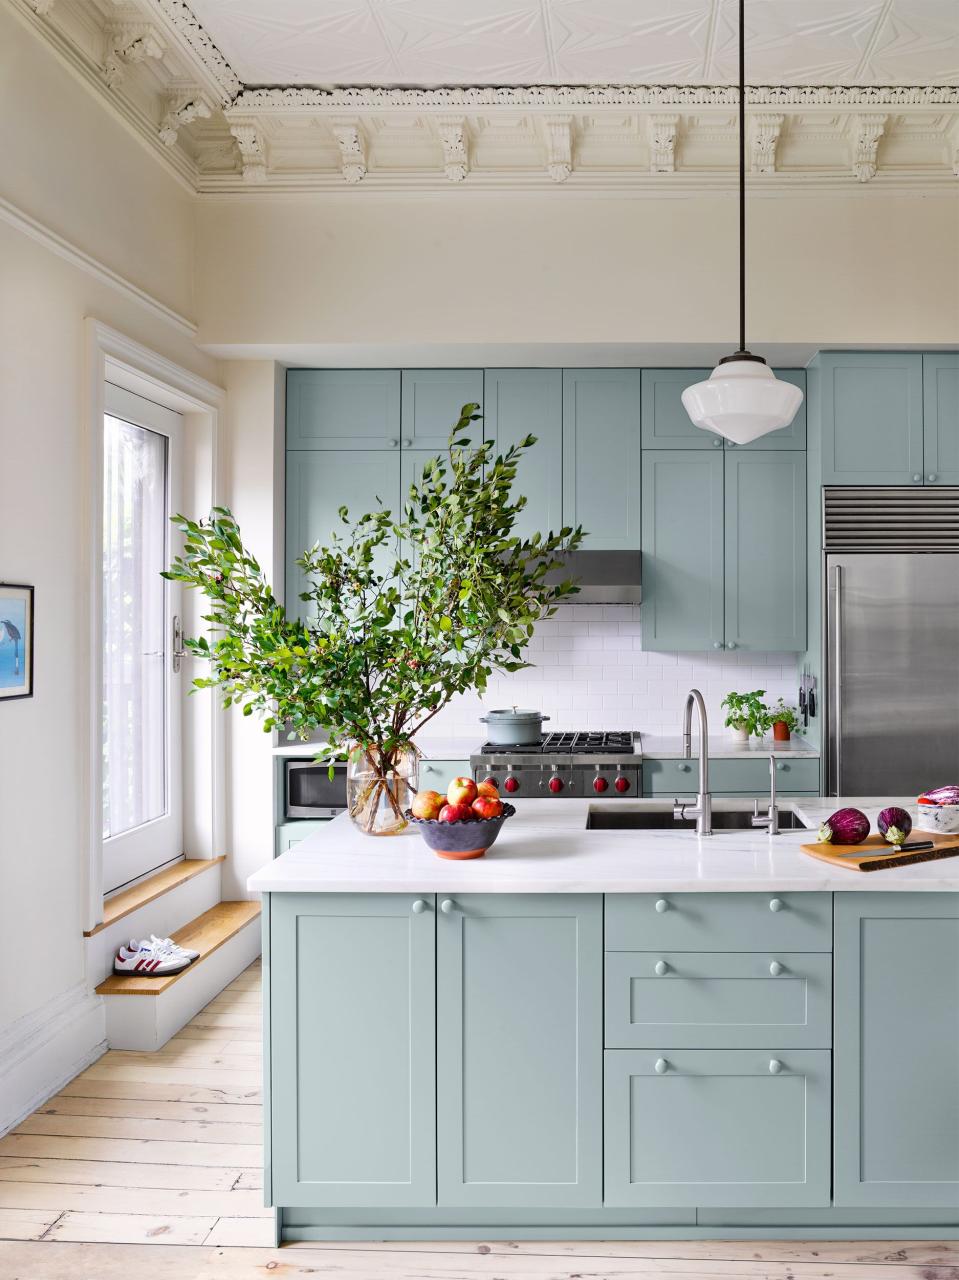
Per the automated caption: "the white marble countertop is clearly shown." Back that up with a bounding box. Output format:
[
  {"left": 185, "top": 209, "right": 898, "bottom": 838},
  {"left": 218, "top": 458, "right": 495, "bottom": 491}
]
[
  {"left": 641, "top": 734, "right": 819, "bottom": 759},
  {"left": 248, "top": 796, "right": 958, "bottom": 895}
]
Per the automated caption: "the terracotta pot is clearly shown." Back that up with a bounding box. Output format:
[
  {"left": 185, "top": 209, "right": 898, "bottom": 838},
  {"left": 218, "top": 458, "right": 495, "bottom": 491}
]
[{"left": 772, "top": 720, "right": 791, "bottom": 742}]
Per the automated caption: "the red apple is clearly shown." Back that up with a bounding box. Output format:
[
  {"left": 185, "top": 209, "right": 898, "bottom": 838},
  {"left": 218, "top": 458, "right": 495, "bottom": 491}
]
[
  {"left": 411, "top": 789, "right": 445, "bottom": 820},
  {"left": 476, "top": 779, "right": 500, "bottom": 800},
  {"left": 472, "top": 796, "right": 504, "bottom": 820},
  {"left": 447, "top": 776, "right": 478, "bottom": 807},
  {"left": 439, "top": 802, "right": 474, "bottom": 823}
]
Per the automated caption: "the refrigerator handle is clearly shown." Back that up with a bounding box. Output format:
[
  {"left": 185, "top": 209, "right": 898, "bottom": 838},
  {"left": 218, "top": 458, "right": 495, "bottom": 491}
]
[{"left": 833, "top": 564, "right": 842, "bottom": 796}]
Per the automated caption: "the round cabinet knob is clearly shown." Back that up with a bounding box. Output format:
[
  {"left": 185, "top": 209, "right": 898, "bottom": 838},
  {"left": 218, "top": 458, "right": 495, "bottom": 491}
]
[
  {"left": 913, "top": 474, "right": 922, "bottom": 483},
  {"left": 727, "top": 641, "right": 737, "bottom": 650},
  {"left": 769, "top": 960, "right": 784, "bottom": 976},
  {"left": 504, "top": 776, "right": 519, "bottom": 793},
  {"left": 769, "top": 1059, "right": 784, "bottom": 1075},
  {"left": 776, "top": 762, "right": 786, "bottom": 771},
  {"left": 769, "top": 897, "right": 784, "bottom": 912},
  {"left": 614, "top": 775, "right": 630, "bottom": 793},
  {"left": 712, "top": 439, "right": 722, "bottom": 448},
  {"left": 402, "top": 438, "right": 412, "bottom": 447},
  {"left": 678, "top": 763, "right": 690, "bottom": 773},
  {"left": 388, "top": 438, "right": 399, "bottom": 448},
  {"left": 549, "top": 775, "right": 564, "bottom": 794},
  {"left": 655, "top": 1058, "right": 669, "bottom": 1074},
  {"left": 928, "top": 474, "right": 938, "bottom": 483},
  {"left": 411, "top": 899, "right": 427, "bottom": 915},
  {"left": 440, "top": 898, "right": 455, "bottom": 914},
  {"left": 655, "top": 960, "right": 669, "bottom": 976},
  {"left": 727, "top": 442, "right": 738, "bottom": 449},
  {"left": 713, "top": 641, "right": 723, "bottom": 649},
  {"left": 655, "top": 898, "right": 670, "bottom": 913},
  {"left": 593, "top": 776, "right": 609, "bottom": 793}
]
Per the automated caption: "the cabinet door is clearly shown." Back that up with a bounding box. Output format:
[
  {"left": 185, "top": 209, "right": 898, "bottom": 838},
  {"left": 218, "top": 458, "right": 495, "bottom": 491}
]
[
  {"left": 817, "top": 353, "right": 924, "bottom": 484},
  {"left": 834, "top": 893, "right": 959, "bottom": 1208},
  {"left": 724, "top": 450, "right": 806, "bottom": 652},
  {"left": 604, "top": 1049, "right": 831, "bottom": 1207},
  {"left": 270, "top": 893, "right": 436, "bottom": 1208},
  {"left": 563, "top": 370, "right": 642, "bottom": 548},
  {"left": 401, "top": 369, "right": 483, "bottom": 452},
  {"left": 287, "top": 370, "right": 401, "bottom": 450},
  {"left": 437, "top": 894, "right": 602, "bottom": 1208},
  {"left": 641, "top": 369, "right": 718, "bottom": 450},
  {"left": 417, "top": 759, "right": 470, "bottom": 795},
  {"left": 640, "top": 450, "right": 724, "bottom": 650},
  {"left": 734, "top": 370, "right": 807, "bottom": 451},
  {"left": 286, "top": 450, "right": 400, "bottom": 619},
  {"left": 923, "top": 353, "right": 959, "bottom": 485},
  {"left": 643, "top": 756, "right": 820, "bottom": 797},
  {"left": 485, "top": 369, "right": 563, "bottom": 539}
]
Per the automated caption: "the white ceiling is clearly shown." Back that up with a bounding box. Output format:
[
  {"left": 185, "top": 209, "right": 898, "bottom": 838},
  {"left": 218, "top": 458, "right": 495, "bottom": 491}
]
[{"left": 185, "top": 0, "right": 959, "bottom": 88}]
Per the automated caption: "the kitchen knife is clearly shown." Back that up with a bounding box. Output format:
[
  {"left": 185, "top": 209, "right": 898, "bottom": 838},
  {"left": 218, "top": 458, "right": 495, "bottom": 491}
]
[{"left": 831, "top": 840, "right": 936, "bottom": 858}]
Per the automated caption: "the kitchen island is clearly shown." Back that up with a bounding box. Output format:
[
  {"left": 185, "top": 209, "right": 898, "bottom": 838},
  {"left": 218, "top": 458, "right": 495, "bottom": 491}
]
[{"left": 248, "top": 798, "right": 959, "bottom": 1243}]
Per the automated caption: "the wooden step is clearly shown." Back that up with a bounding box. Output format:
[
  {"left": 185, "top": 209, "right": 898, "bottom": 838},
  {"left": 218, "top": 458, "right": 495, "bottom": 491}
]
[
  {"left": 84, "top": 858, "right": 226, "bottom": 938},
  {"left": 96, "top": 903, "right": 260, "bottom": 997}
]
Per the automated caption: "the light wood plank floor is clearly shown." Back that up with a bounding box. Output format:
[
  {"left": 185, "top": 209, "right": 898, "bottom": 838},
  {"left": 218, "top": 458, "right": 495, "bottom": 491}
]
[{"left": 1, "top": 961, "right": 957, "bottom": 1280}]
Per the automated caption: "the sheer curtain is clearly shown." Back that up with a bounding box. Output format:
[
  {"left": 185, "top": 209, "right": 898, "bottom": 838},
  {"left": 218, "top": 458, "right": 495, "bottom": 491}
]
[{"left": 102, "top": 415, "right": 168, "bottom": 840}]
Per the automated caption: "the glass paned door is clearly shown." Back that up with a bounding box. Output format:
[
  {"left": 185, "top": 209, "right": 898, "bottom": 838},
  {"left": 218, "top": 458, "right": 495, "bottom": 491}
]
[{"left": 102, "top": 384, "right": 182, "bottom": 893}]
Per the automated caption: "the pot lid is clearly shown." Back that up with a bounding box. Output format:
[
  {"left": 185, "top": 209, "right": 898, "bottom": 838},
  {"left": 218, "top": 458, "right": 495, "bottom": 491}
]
[{"left": 483, "top": 707, "right": 544, "bottom": 722}]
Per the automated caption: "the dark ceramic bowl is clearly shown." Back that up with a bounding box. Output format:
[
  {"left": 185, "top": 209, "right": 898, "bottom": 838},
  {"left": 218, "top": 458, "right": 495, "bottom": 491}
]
[{"left": 404, "top": 803, "right": 516, "bottom": 860}]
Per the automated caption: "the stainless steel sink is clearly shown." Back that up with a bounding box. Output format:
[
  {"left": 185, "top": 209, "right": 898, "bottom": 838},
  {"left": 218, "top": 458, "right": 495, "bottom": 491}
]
[{"left": 586, "top": 807, "right": 801, "bottom": 832}]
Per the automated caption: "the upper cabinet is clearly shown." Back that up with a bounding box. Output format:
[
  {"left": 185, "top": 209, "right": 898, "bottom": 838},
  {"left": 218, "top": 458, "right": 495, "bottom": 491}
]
[
  {"left": 923, "top": 353, "right": 959, "bottom": 486},
  {"left": 485, "top": 369, "right": 563, "bottom": 540},
  {"left": 642, "top": 368, "right": 806, "bottom": 451},
  {"left": 287, "top": 370, "right": 401, "bottom": 450},
  {"left": 563, "top": 370, "right": 642, "bottom": 548},
  {"left": 401, "top": 369, "right": 483, "bottom": 451},
  {"left": 816, "top": 353, "right": 924, "bottom": 484}
]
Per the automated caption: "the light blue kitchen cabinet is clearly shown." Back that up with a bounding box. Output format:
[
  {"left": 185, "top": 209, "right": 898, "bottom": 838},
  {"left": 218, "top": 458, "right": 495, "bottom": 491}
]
[
  {"left": 286, "top": 370, "right": 402, "bottom": 450},
  {"left": 401, "top": 370, "right": 483, "bottom": 452},
  {"left": 640, "top": 450, "right": 724, "bottom": 650},
  {"left": 563, "top": 370, "right": 642, "bottom": 548},
  {"left": 436, "top": 894, "right": 602, "bottom": 1208},
  {"left": 270, "top": 893, "right": 436, "bottom": 1208},
  {"left": 485, "top": 369, "right": 563, "bottom": 540},
  {"left": 604, "top": 1048, "right": 831, "bottom": 1207},
  {"left": 641, "top": 369, "right": 806, "bottom": 451},
  {"left": 417, "top": 758, "right": 470, "bottom": 795},
  {"left": 643, "top": 756, "right": 820, "bottom": 797},
  {"left": 274, "top": 820, "right": 328, "bottom": 855},
  {"left": 816, "top": 353, "right": 924, "bottom": 484},
  {"left": 923, "top": 353, "right": 959, "bottom": 485},
  {"left": 834, "top": 893, "right": 959, "bottom": 1209},
  {"left": 724, "top": 450, "right": 806, "bottom": 651},
  {"left": 606, "top": 892, "right": 833, "bottom": 954},
  {"left": 286, "top": 450, "right": 400, "bottom": 618}
]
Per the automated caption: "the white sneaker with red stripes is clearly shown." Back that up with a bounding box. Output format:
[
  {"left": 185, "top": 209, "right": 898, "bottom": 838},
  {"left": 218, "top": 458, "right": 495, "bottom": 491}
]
[{"left": 113, "top": 939, "right": 192, "bottom": 976}]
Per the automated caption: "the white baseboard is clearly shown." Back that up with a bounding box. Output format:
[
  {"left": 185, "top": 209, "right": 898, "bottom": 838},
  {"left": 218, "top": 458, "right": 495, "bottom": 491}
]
[{"left": 0, "top": 981, "right": 106, "bottom": 1135}]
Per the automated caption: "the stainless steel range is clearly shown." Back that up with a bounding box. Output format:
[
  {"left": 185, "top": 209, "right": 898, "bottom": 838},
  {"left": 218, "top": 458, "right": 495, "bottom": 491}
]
[{"left": 470, "top": 731, "right": 643, "bottom": 799}]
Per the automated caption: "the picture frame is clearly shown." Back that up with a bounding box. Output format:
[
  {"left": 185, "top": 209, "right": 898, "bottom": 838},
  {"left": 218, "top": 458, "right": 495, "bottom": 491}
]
[{"left": 0, "top": 583, "right": 34, "bottom": 702}]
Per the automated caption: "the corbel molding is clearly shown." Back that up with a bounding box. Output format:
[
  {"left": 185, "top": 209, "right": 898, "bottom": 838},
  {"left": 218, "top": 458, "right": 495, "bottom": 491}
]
[
  {"left": 103, "top": 22, "right": 166, "bottom": 89},
  {"left": 330, "top": 119, "right": 368, "bottom": 184},
  {"left": 436, "top": 116, "right": 469, "bottom": 182},
  {"left": 647, "top": 114, "right": 679, "bottom": 172},
  {"left": 751, "top": 112, "right": 784, "bottom": 174},
  {"left": 228, "top": 118, "right": 268, "bottom": 183},
  {"left": 851, "top": 114, "right": 888, "bottom": 182},
  {"left": 542, "top": 115, "right": 573, "bottom": 182},
  {"left": 159, "top": 88, "right": 213, "bottom": 145}
]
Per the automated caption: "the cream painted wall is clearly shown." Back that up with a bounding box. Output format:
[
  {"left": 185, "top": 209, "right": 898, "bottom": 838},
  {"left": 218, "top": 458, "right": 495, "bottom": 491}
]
[{"left": 195, "top": 192, "right": 959, "bottom": 351}]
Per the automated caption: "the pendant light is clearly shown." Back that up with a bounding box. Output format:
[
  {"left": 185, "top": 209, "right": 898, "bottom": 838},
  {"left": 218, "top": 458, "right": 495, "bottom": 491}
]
[{"left": 681, "top": 0, "right": 803, "bottom": 446}]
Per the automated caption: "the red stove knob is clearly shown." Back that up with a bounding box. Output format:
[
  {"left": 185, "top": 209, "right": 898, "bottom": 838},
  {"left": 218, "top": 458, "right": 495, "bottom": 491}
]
[
  {"left": 548, "top": 776, "right": 564, "bottom": 794},
  {"left": 482, "top": 776, "right": 499, "bottom": 790},
  {"left": 614, "top": 775, "right": 630, "bottom": 793},
  {"left": 503, "top": 776, "right": 520, "bottom": 793},
  {"left": 593, "top": 776, "right": 609, "bottom": 793}
]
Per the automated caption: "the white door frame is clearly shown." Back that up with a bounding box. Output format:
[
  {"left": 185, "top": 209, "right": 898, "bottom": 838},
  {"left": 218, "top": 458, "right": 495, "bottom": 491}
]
[{"left": 84, "top": 321, "right": 225, "bottom": 932}]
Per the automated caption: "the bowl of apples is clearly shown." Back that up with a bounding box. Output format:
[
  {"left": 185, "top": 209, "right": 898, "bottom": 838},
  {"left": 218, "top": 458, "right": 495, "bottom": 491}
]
[{"left": 406, "top": 777, "right": 515, "bottom": 860}]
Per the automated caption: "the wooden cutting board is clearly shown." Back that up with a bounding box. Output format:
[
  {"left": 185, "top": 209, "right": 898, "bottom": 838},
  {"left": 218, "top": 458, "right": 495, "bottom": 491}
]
[{"left": 801, "top": 831, "right": 959, "bottom": 872}]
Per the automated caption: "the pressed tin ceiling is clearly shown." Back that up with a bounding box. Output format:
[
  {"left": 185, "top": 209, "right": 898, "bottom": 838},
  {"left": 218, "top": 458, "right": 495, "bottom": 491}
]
[{"left": 184, "top": 0, "right": 959, "bottom": 88}]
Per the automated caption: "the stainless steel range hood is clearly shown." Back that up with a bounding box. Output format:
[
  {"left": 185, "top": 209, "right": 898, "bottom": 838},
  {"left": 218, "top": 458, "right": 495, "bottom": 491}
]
[{"left": 546, "top": 550, "right": 642, "bottom": 605}]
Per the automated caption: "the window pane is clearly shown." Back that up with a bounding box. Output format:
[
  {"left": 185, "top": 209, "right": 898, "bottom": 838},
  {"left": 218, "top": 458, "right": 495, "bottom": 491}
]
[{"left": 102, "top": 416, "right": 168, "bottom": 840}]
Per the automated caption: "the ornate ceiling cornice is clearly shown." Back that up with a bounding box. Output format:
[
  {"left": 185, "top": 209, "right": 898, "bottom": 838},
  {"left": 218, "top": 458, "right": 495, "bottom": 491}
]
[{"left": 149, "top": 0, "right": 240, "bottom": 103}]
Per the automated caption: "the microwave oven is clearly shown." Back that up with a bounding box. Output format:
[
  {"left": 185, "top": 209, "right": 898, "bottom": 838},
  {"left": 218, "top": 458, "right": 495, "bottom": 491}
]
[{"left": 284, "top": 759, "right": 347, "bottom": 819}]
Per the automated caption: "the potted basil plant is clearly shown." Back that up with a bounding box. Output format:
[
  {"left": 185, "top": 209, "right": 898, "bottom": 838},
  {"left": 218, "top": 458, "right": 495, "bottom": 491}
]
[
  {"left": 164, "top": 406, "right": 583, "bottom": 836},
  {"left": 720, "top": 689, "right": 767, "bottom": 743}
]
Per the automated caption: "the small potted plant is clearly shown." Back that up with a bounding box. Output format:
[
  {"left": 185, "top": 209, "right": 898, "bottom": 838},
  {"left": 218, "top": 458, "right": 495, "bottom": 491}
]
[
  {"left": 765, "top": 698, "right": 801, "bottom": 742},
  {"left": 721, "top": 689, "right": 767, "bottom": 743}
]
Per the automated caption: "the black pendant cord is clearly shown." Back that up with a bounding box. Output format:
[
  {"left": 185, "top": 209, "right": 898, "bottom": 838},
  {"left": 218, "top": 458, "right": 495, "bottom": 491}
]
[{"left": 738, "top": 0, "right": 746, "bottom": 356}]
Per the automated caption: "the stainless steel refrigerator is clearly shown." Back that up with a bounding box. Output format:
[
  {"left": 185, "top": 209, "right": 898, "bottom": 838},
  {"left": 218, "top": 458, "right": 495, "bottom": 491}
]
[{"left": 825, "top": 488, "right": 959, "bottom": 797}]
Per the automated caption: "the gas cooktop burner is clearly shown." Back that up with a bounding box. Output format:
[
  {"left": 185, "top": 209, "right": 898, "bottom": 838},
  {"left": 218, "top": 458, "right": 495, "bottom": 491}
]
[
  {"left": 471, "top": 729, "right": 643, "bottom": 798},
  {"left": 477, "top": 730, "right": 640, "bottom": 756}
]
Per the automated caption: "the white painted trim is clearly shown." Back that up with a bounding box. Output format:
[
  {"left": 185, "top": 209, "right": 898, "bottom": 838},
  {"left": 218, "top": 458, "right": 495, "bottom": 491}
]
[
  {"left": 83, "top": 321, "right": 226, "bottom": 933},
  {"left": 0, "top": 195, "right": 196, "bottom": 337},
  {"left": 0, "top": 982, "right": 106, "bottom": 1136}
]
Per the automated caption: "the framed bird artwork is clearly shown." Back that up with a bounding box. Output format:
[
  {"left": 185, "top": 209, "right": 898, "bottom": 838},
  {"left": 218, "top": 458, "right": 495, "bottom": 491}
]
[{"left": 0, "top": 583, "right": 34, "bottom": 701}]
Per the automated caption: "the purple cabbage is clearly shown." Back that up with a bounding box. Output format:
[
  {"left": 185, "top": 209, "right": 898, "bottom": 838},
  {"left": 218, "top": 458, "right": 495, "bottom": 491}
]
[
  {"left": 918, "top": 786, "right": 959, "bottom": 806},
  {"left": 818, "top": 807, "right": 870, "bottom": 846},
  {"left": 877, "top": 806, "right": 912, "bottom": 846}
]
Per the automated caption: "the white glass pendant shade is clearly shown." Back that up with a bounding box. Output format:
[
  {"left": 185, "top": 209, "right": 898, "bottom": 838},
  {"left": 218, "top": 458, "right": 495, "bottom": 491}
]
[{"left": 681, "top": 359, "right": 804, "bottom": 446}]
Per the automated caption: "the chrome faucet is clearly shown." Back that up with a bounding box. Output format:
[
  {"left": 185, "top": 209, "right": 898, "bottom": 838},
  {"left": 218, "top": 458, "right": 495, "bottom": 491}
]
[
  {"left": 673, "top": 688, "right": 712, "bottom": 836},
  {"left": 751, "top": 755, "right": 780, "bottom": 835}
]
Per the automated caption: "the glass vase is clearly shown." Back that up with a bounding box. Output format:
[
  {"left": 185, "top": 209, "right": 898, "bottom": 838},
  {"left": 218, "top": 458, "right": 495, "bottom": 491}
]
[{"left": 346, "top": 745, "right": 419, "bottom": 837}]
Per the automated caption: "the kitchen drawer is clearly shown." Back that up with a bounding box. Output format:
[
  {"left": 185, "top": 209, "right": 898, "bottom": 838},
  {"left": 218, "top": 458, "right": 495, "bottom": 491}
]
[
  {"left": 605, "top": 951, "right": 832, "bottom": 1049},
  {"left": 604, "top": 1048, "right": 831, "bottom": 1207},
  {"left": 643, "top": 756, "right": 820, "bottom": 796},
  {"left": 275, "top": 820, "right": 329, "bottom": 856},
  {"left": 605, "top": 892, "right": 833, "bottom": 953},
  {"left": 418, "top": 759, "right": 469, "bottom": 795}
]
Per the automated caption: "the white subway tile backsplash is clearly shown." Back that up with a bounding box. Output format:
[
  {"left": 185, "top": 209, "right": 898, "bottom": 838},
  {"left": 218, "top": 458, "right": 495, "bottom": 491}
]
[{"left": 428, "top": 606, "right": 799, "bottom": 741}]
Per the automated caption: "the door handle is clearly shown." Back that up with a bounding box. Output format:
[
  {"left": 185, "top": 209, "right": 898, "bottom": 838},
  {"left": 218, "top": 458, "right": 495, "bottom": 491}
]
[{"left": 171, "top": 615, "right": 186, "bottom": 674}]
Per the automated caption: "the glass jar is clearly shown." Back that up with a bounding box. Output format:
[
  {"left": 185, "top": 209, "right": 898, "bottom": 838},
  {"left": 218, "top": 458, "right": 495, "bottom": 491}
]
[{"left": 346, "top": 744, "right": 419, "bottom": 836}]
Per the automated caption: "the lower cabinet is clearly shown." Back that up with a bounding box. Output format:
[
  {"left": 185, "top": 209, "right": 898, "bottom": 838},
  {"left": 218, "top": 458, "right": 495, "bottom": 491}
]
[
  {"left": 834, "top": 893, "right": 959, "bottom": 1208},
  {"left": 436, "top": 894, "right": 603, "bottom": 1207},
  {"left": 604, "top": 1049, "right": 831, "bottom": 1207},
  {"left": 643, "top": 756, "right": 820, "bottom": 797}
]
